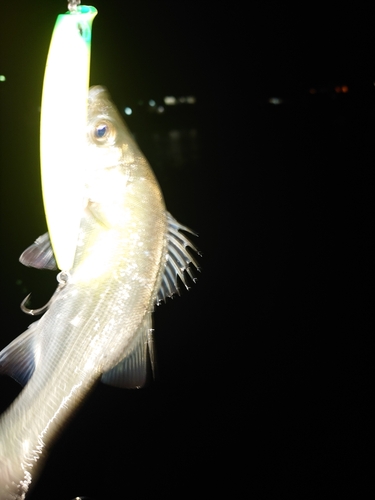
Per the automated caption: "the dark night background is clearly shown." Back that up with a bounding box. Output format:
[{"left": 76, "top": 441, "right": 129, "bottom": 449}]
[{"left": 0, "top": 1, "right": 373, "bottom": 498}]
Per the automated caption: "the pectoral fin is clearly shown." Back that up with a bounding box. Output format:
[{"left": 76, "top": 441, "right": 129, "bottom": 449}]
[
  {"left": 0, "top": 321, "right": 40, "bottom": 386},
  {"left": 101, "top": 313, "right": 155, "bottom": 389},
  {"left": 19, "top": 233, "right": 58, "bottom": 270}
]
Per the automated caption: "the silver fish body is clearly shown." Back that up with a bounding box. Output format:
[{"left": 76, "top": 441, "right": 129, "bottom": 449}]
[{"left": 0, "top": 86, "right": 198, "bottom": 498}]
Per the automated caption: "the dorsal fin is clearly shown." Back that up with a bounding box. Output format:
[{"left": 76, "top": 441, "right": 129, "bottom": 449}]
[{"left": 156, "top": 212, "right": 200, "bottom": 304}]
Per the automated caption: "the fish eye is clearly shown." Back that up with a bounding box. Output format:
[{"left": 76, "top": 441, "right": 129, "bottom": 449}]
[
  {"left": 91, "top": 119, "right": 116, "bottom": 145},
  {"left": 96, "top": 124, "right": 108, "bottom": 138}
]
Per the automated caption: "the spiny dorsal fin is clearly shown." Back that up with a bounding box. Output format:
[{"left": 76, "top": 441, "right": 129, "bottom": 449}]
[{"left": 156, "top": 212, "right": 200, "bottom": 304}]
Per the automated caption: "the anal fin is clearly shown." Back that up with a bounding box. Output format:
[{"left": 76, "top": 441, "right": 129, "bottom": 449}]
[{"left": 101, "top": 313, "right": 154, "bottom": 389}]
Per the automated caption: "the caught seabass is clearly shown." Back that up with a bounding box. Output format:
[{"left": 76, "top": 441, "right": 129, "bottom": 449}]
[{"left": 0, "top": 86, "right": 199, "bottom": 499}]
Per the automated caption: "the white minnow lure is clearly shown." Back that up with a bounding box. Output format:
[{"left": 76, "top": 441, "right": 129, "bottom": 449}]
[
  {"left": 40, "top": 5, "right": 97, "bottom": 272},
  {"left": 0, "top": 86, "right": 200, "bottom": 499}
]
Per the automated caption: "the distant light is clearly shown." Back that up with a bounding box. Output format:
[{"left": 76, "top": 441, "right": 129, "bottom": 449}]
[
  {"left": 148, "top": 99, "right": 156, "bottom": 107},
  {"left": 186, "top": 96, "right": 196, "bottom": 104},
  {"left": 341, "top": 85, "right": 349, "bottom": 93},
  {"left": 157, "top": 106, "right": 164, "bottom": 114},
  {"left": 169, "top": 130, "right": 180, "bottom": 139},
  {"left": 309, "top": 88, "right": 317, "bottom": 94},
  {"left": 0, "top": 75, "right": 6, "bottom": 82},
  {"left": 178, "top": 97, "right": 186, "bottom": 103},
  {"left": 268, "top": 97, "right": 283, "bottom": 105},
  {"left": 164, "top": 96, "right": 177, "bottom": 105},
  {"left": 124, "top": 107, "right": 132, "bottom": 115}
]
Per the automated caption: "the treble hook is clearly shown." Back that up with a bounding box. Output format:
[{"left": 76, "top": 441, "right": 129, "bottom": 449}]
[
  {"left": 21, "top": 293, "right": 55, "bottom": 316},
  {"left": 20, "top": 271, "right": 70, "bottom": 316}
]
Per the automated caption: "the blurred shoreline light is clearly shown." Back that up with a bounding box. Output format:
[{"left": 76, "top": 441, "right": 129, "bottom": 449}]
[
  {"left": 310, "top": 84, "right": 349, "bottom": 96},
  {"left": 0, "top": 75, "right": 6, "bottom": 82},
  {"left": 164, "top": 95, "right": 196, "bottom": 105},
  {"left": 164, "top": 96, "right": 177, "bottom": 105},
  {"left": 335, "top": 85, "right": 349, "bottom": 93},
  {"left": 268, "top": 97, "right": 283, "bottom": 105},
  {"left": 124, "top": 107, "right": 132, "bottom": 115}
]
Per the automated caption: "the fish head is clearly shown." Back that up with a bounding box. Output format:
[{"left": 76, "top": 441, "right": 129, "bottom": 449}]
[
  {"left": 70, "top": 86, "right": 166, "bottom": 282},
  {"left": 87, "top": 85, "right": 140, "bottom": 171},
  {"left": 86, "top": 85, "right": 136, "bottom": 177},
  {"left": 84, "top": 85, "right": 164, "bottom": 230}
]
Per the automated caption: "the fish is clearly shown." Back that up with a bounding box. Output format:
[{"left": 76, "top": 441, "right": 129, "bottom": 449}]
[{"left": 0, "top": 85, "right": 199, "bottom": 499}]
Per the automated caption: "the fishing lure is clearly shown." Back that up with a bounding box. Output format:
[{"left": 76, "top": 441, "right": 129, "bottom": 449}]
[{"left": 40, "top": 3, "right": 97, "bottom": 271}]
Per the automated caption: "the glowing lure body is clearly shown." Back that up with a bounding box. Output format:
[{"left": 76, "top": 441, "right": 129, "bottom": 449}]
[{"left": 40, "top": 6, "right": 97, "bottom": 271}]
